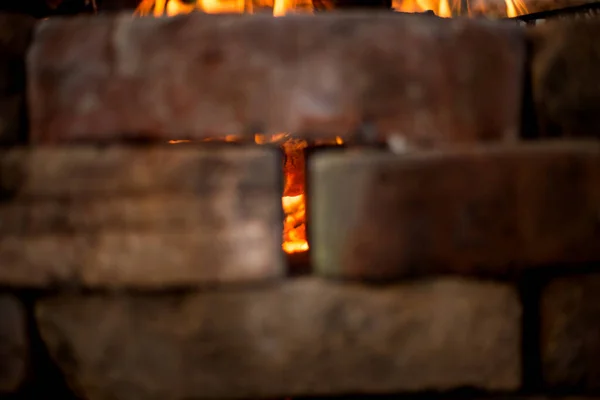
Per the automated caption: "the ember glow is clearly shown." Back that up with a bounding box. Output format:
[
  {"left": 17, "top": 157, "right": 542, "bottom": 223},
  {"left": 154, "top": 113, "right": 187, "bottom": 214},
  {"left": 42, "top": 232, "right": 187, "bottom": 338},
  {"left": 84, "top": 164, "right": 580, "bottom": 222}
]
[
  {"left": 391, "top": 0, "right": 527, "bottom": 17},
  {"left": 136, "top": 0, "right": 528, "bottom": 17},
  {"left": 169, "top": 134, "right": 343, "bottom": 255},
  {"left": 256, "top": 133, "right": 343, "bottom": 254}
]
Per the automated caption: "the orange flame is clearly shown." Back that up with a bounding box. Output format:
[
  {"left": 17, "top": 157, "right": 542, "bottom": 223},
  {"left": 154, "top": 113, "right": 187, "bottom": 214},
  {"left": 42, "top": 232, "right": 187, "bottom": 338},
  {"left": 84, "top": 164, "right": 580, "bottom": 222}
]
[
  {"left": 137, "top": 0, "right": 527, "bottom": 17},
  {"left": 169, "top": 134, "right": 343, "bottom": 254},
  {"left": 392, "top": 0, "right": 527, "bottom": 17},
  {"left": 136, "top": 0, "right": 312, "bottom": 16}
]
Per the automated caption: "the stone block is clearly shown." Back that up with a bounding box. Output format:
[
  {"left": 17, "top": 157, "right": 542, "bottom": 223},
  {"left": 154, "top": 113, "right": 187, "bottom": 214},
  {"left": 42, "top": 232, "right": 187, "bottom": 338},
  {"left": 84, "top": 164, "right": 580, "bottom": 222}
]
[
  {"left": 529, "top": 19, "right": 600, "bottom": 139},
  {"left": 542, "top": 273, "right": 600, "bottom": 391},
  {"left": 0, "top": 294, "right": 28, "bottom": 393},
  {"left": 0, "top": 146, "right": 284, "bottom": 288},
  {"left": 0, "top": 13, "right": 34, "bottom": 145},
  {"left": 310, "top": 141, "right": 600, "bottom": 280},
  {"left": 36, "top": 278, "right": 521, "bottom": 399},
  {"left": 0, "top": 146, "right": 279, "bottom": 198},
  {"left": 28, "top": 13, "right": 524, "bottom": 145}
]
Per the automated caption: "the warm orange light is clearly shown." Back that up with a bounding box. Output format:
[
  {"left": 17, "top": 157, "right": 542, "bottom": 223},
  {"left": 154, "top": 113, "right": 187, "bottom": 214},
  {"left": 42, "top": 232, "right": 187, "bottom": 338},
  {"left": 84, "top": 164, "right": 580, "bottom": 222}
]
[
  {"left": 279, "top": 136, "right": 309, "bottom": 253},
  {"left": 168, "top": 139, "right": 192, "bottom": 144},
  {"left": 392, "top": 0, "right": 453, "bottom": 17},
  {"left": 392, "top": 0, "right": 527, "bottom": 16},
  {"left": 166, "top": 0, "right": 196, "bottom": 15},
  {"left": 137, "top": 0, "right": 527, "bottom": 18},
  {"left": 505, "top": 0, "right": 528, "bottom": 17},
  {"left": 136, "top": 0, "right": 303, "bottom": 16},
  {"left": 273, "top": 0, "right": 294, "bottom": 15}
]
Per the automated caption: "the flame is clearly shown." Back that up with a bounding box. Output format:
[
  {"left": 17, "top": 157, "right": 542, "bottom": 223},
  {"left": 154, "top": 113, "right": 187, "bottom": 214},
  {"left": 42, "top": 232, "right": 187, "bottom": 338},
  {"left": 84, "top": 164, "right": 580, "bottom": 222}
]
[
  {"left": 392, "top": 0, "right": 528, "bottom": 17},
  {"left": 136, "top": 0, "right": 311, "bottom": 16},
  {"left": 169, "top": 134, "right": 343, "bottom": 254},
  {"left": 504, "top": 0, "right": 528, "bottom": 17},
  {"left": 138, "top": 0, "right": 527, "bottom": 17}
]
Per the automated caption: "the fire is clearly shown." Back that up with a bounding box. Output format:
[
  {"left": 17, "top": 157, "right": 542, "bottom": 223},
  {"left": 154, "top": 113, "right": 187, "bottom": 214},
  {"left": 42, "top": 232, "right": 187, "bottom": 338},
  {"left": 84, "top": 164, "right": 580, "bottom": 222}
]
[
  {"left": 136, "top": 0, "right": 312, "bottom": 16},
  {"left": 136, "top": 0, "right": 527, "bottom": 17},
  {"left": 392, "top": 0, "right": 527, "bottom": 17},
  {"left": 169, "top": 134, "right": 343, "bottom": 254}
]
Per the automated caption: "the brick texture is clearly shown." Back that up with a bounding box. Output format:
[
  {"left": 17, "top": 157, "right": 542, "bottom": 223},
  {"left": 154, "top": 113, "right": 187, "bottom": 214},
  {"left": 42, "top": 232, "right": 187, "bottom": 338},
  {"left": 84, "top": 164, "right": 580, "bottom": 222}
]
[
  {"left": 0, "top": 13, "right": 34, "bottom": 145},
  {"left": 36, "top": 278, "right": 521, "bottom": 399},
  {"left": 542, "top": 273, "right": 600, "bottom": 391},
  {"left": 0, "top": 294, "right": 28, "bottom": 393},
  {"left": 28, "top": 13, "right": 524, "bottom": 145},
  {"left": 0, "top": 146, "right": 284, "bottom": 288},
  {"left": 529, "top": 19, "right": 600, "bottom": 139},
  {"left": 310, "top": 141, "right": 600, "bottom": 280}
]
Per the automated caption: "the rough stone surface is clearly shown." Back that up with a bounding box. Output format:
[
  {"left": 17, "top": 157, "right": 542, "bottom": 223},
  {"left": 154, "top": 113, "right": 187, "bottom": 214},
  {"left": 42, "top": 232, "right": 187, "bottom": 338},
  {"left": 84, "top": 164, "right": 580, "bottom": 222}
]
[
  {"left": 0, "top": 146, "right": 284, "bottom": 288},
  {"left": 0, "top": 94, "right": 26, "bottom": 145},
  {"left": 310, "top": 141, "right": 600, "bottom": 280},
  {"left": 36, "top": 278, "right": 521, "bottom": 399},
  {"left": 542, "top": 273, "right": 600, "bottom": 391},
  {"left": 0, "top": 146, "right": 279, "bottom": 198},
  {"left": 0, "top": 13, "right": 34, "bottom": 145},
  {"left": 28, "top": 13, "right": 524, "bottom": 144},
  {"left": 529, "top": 19, "right": 600, "bottom": 139},
  {"left": 0, "top": 195, "right": 275, "bottom": 235},
  {"left": 0, "top": 294, "right": 28, "bottom": 393}
]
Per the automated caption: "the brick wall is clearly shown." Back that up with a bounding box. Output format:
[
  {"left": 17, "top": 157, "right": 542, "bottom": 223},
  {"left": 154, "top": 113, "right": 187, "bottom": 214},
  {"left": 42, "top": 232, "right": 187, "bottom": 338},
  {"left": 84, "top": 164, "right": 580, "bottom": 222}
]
[{"left": 0, "top": 10, "right": 599, "bottom": 400}]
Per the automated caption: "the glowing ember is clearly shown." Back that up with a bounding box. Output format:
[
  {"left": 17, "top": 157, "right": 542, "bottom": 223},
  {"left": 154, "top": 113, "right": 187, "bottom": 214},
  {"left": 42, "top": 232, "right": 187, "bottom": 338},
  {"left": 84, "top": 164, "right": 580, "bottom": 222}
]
[
  {"left": 279, "top": 136, "right": 309, "bottom": 254},
  {"left": 136, "top": 0, "right": 528, "bottom": 18}
]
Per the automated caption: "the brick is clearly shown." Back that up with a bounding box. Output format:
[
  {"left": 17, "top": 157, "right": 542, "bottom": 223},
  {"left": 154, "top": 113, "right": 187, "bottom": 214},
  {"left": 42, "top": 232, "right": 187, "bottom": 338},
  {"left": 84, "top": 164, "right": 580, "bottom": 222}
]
[
  {"left": 28, "top": 13, "right": 524, "bottom": 144},
  {"left": 0, "top": 94, "right": 26, "bottom": 145},
  {"left": 0, "top": 231, "right": 284, "bottom": 287},
  {"left": 36, "top": 278, "right": 521, "bottom": 399},
  {"left": 310, "top": 141, "right": 600, "bottom": 280},
  {"left": 0, "top": 13, "right": 34, "bottom": 93},
  {"left": 0, "top": 146, "right": 284, "bottom": 288},
  {"left": 529, "top": 19, "right": 600, "bottom": 139},
  {"left": 0, "top": 195, "right": 276, "bottom": 235},
  {"left": 0, "top": 294, "right": 28, "bottom": 393},
  {"left": 542, "top": 273, "right": 600, "bottom": 391},
  {"left": 0, "top": 146, "right": 279, "bottom": 198},
  {"left": 0, "top": 13, "right": 34, "bottom": 145}
]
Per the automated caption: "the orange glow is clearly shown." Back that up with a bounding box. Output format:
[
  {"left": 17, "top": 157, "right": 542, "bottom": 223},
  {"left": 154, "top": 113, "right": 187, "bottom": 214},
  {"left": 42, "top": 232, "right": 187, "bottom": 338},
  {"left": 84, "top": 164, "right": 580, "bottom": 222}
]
[
  {"left": 392, "top": 0, "right": 528, "bottom": 17},
  {"left": 168, "top": 139, "right": 192, "bottom": 144},
  {"left": 169, "top": 134, "right": 344, "bottom": 254},
  {"left": 202, "top": 134, "right": 242, "bottom": 142},
  {"left": 136, "top": 0, "right": 311, "bottom": 16},
  {"left": 392, "top": 0, "right": 453, "bottom": 17},
  {"left": 138, "top": 0, "right": 527, "bottom": 17},
  {"left": 504, "top": 0, "right": 528, "bottom": 17}
]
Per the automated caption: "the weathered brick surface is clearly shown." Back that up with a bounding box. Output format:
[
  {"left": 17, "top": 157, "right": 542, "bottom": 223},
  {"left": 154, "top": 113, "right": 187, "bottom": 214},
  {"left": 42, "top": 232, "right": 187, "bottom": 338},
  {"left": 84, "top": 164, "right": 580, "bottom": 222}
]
[
  {"left": 542, "top": 273, "right": 600, "bottom": 391},
  {"left": 28, "top": 13, "right": 524, "bottom": 144},
  {"left": 0, "top": 13, "right": 34, "bottom": 145},
  {"left": 0, "top": 146, "right": 284, "bottom": 288},
  {"left": 0, "top": 294, "right": 28, "bottom": 393},
  {"left": 529, "top": 19, "right": 600, "bottom": 139},
  {"left": 310, "top": 141, "right": 600, "bottom": 280},
  {"left": 36, "top": 278, "right": 521, "bottom": 399},
  {"left": 0, "top": 195, "right": 275, "bottom": 235},
  {"left": 0, "top": 146, "right": 279, "bottom": 198}
]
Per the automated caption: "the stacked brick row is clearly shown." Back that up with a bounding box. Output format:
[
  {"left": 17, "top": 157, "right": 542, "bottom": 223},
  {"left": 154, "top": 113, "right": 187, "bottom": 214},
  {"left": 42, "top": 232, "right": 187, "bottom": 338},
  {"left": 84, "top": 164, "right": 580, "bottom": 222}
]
[{"left": 0, "top": 10, "right": 599, "bottom": 400}]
